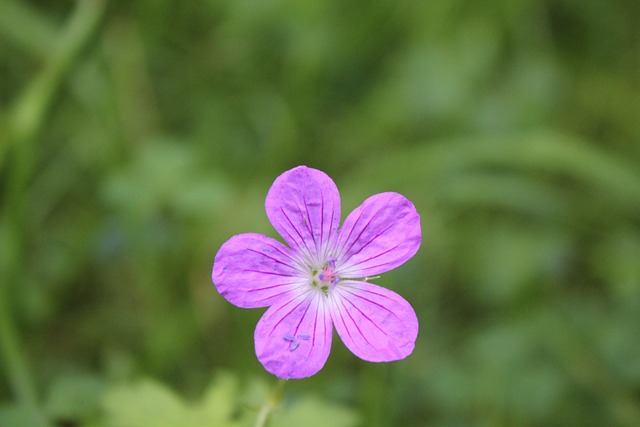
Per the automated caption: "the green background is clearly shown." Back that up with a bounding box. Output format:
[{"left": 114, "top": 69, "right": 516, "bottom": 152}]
[{"left": 1, "top": 0, "right": 639, "bottom": 426}]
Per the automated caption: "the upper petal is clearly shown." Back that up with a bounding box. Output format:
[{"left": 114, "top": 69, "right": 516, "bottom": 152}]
[
  {"left": 335, "top": 192, "right": 421, "bottom": 277},
  {"left": 330, "top": 281, "right": 418, "bottom": 362},
  {"left": 212, "top": 233, "right": 306, "bottom": 308},
  {"left": 265, "top": 166, "right": 341, "bottom": 264},
  {"left": 254, "top": 290, "right": 333, "bottom": 379}
]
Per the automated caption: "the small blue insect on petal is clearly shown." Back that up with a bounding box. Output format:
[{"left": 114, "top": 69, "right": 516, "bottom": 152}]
[{"left": 283, "top": 334, "right": 296, "bottom": 342}]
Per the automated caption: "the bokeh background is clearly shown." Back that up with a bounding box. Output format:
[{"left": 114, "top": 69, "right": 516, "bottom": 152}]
[{"left": 1, "top": 0, "right": 639, "bottom": 426}]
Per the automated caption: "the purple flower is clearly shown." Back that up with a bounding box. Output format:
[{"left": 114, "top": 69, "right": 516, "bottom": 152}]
[{"left": 212, "top": 166, "right": 421, "bottom": 379}]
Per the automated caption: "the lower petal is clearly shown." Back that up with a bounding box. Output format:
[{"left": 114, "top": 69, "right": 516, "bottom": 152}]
[
  {"left": 254, "top": 291, "right": 333, "bottom": 379},
  {"left": 330, "top": 281, "right": 418, "bottom": 362}
]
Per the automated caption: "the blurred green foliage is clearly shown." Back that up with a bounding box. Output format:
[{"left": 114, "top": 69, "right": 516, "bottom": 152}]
[{"left": 1, "top": 0, "right": 639, "bottom": 426}]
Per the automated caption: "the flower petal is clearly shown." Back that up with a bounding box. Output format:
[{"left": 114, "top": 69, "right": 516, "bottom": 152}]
[
  {"left": 212, "top": 233, "right": 306, "bottom": 308},
  {"left": 254, "top": 291, "right": 333, "bottom": 379},
  {"left": 330, "top": 281, "right": 418, "bottom": 362},
  {"left": 336, "top": 192, "right": 421, "bottom": 277},
  {"left": 265, "top": 166, "right": 341, "bottom": 263}
]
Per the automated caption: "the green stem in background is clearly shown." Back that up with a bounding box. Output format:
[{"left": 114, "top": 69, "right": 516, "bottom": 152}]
[
  {"left": 0, "top": 0, "right": 57, "bottom": 57},
  {"left": 253, "top": 379, "right": 287, "bottom": 427},
  {"left": 0, "top": 0, "right": 106, "bottom": 424},
  {"left": 0, "top": 277, "right": 41, "bottom": 420},
  {"left": 9, "top": 0, "right": 106, "bottom": 146}
]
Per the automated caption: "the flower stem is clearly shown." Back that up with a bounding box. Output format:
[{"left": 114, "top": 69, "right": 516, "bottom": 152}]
[{"left": 253, "top": 378, "right": 287, "bottom": 427}]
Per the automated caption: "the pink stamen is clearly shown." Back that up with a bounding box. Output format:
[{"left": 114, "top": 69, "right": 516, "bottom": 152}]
[{"left": 319, "top": 259, "right": 339, "bottom": 289}]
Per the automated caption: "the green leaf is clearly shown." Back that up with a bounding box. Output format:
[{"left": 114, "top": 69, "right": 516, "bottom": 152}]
[
  {"left": 102, "top": 374, "right": 244, "bottom": 427},
  {"left": 45, "top": 373, "right": 105, "bottom": 424},
  {"left": 102, "top": 379, "right": 189, "bottom": 427},
  {"left": 193, "top": 373, "right": 242, "bottom": 427},
  {"left": 272, "top": 397, "right": 360, "bottom": 427},
  {"left": 0, "top": 402, "right": 48, "bottom": 427}
]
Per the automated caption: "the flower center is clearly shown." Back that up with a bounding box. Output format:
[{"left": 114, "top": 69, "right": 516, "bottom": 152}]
[{"left": 311, "top": 257, "right": 340, "bottom": 295}]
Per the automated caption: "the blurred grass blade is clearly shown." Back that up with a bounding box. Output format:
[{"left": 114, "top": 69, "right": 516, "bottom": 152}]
[
  {"left": 0, "top": 0, "right": 57, "bottom": 57},
  {"left": 4, "top": 0, "right": 106, "bottom": 150},
  {"left": 0, "top": 1, "right": 106, "bottom": 426}
]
